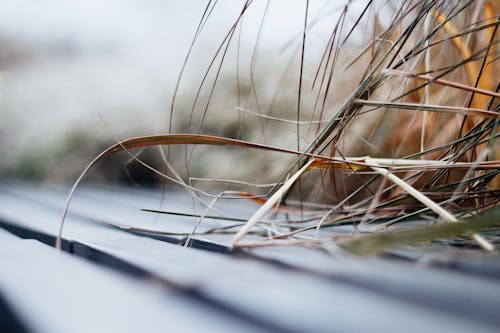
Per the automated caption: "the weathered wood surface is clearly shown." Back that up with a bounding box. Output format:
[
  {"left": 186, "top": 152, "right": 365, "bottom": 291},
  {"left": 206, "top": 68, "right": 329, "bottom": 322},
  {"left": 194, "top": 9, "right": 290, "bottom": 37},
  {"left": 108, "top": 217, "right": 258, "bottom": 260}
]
[{"left": 0, "top": 181, "right": 499, "bottom": 333}]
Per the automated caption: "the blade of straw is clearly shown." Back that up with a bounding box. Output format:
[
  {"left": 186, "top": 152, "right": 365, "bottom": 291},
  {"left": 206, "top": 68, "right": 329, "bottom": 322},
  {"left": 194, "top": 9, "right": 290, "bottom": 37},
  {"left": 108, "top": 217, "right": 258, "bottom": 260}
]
[
  {"left": 230, "top": 159, "right": 314, "bottom": 247},
  {"left": 367, "top": 158, "right": 494, "bottom": 251}
]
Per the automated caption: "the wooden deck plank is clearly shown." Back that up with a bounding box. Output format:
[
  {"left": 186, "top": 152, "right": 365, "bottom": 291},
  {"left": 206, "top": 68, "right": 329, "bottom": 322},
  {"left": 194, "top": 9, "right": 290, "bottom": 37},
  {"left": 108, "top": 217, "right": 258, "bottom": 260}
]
[
  {"left": 1, "top": 182, "right": 499, "bottom": 332},
  {"left": 0, "top": 228, "right": 267, "bottom": 333}
]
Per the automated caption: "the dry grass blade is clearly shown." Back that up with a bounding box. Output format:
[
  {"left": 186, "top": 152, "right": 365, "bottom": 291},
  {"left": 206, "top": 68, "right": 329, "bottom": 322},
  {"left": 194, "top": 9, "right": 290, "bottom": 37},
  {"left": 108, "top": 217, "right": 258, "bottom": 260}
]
[
  {"left": 141, "top": 208, "right": 309, "bottom": 225},
  {"left": 310, "top": 158, "right": 500, "bottom": 171},
  {"left": 230, "top": 159, "right": 314, "bottom": 248},
  {"left": 56, "top": 134, "right": 305, "bottom": 249},
  {"left": 433, "top": 9, "right": 478, "bottom": 86},
  {"left": 99, "top": 134, "right": 302, "bottom": 157},
  {"left": 56, "top": 134, "right": 366, "bottom": 249},
  {"left": 142, "top": 208, "right": 248, "bottom": 223},
  {"left": 101, "top": 220, "right": 241, "bottom": 237},
  {"left": 367, "top": 158, "right": 494, "bottom": 251},
  {"left": 340, "top": 206, "right": 500, "bottom": 256},
  {"left": 383, "top": 69, "right": 500, "bottom": 98},
  {"left": 354, "top": 99, "right": 500, "bottom": 119}
]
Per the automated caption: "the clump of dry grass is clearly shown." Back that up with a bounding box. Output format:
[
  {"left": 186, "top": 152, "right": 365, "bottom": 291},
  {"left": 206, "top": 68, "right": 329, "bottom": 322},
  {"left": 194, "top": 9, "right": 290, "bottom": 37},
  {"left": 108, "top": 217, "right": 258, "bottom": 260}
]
[{"left": 58, "top": 0, "right": 499, "bottom": 255}]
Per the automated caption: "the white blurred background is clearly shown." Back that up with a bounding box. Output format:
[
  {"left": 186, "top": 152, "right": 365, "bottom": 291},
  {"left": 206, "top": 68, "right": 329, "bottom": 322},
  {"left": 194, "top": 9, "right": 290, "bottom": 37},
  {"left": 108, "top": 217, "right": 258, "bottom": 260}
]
[{"left": 0, "top": 0, "right": 367, "bottom": 183}]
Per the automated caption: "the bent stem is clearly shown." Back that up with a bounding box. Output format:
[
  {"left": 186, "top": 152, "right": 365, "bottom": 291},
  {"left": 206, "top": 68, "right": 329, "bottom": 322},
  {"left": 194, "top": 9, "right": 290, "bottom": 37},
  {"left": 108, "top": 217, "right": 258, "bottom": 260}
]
[
  {"left": 230, "top": 159, "right": 314, "bottom": 248},
  {"left": 367, "top": 158, "right": 494, "bottom": 252}
]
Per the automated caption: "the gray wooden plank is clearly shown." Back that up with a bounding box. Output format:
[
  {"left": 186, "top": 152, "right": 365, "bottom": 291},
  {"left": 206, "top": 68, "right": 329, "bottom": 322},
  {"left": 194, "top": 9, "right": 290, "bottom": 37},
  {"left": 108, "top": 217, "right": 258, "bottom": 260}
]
[
  {"left": 1, "top": 182, "right": 499, "bottom": 332},
  {"left": 0, "top": 182, "right": 217, "bottom": 237},
  {"left": 248, "top": 244, "right": 500, "bottom": 326},
  {"left": 76, "top": 235, "right": 500, "bottom": 333},
  {"left": 384, "top": 246, "right": 500, "bottom": 278},
  {"left": 0, "top": 228, "right": 267, "bottom": 333}
]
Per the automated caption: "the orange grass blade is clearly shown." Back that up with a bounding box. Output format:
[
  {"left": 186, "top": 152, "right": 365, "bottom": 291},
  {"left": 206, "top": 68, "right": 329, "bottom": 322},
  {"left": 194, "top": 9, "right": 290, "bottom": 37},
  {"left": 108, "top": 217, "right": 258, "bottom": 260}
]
[
  {"left": 56, "top": 134, "right": 304, "bottom": 248},
  {"left": 433, "top": 11, "right": 478, "bottom": 86},
  {"left": 56, "top": 134, "right": 369, "bottom": 249},
  {"left": 470, "top": 3, "right": 497, "bottom": 110},
  {"left": 99, "top": 134, "right": 301, "bottom": 158}
]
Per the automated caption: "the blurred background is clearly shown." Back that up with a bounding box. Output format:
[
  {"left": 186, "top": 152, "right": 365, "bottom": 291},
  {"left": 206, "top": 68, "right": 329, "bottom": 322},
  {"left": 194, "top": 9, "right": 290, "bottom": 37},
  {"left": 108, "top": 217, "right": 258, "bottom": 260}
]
[{"left": 0, "top": 0, "right": 382, "bottom": 192}]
